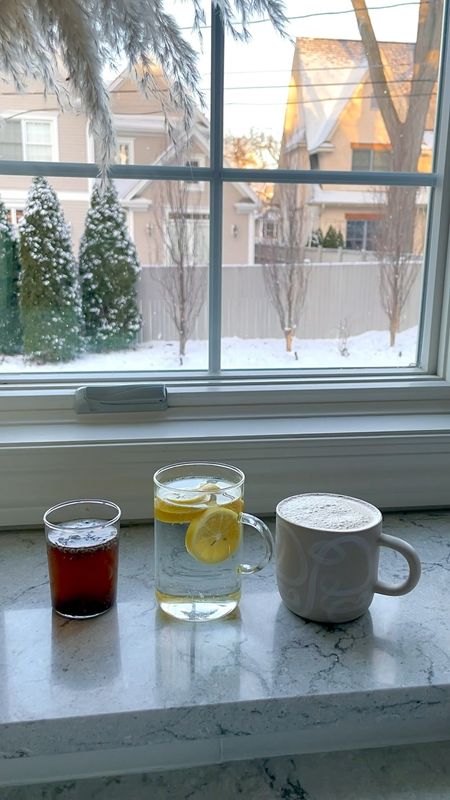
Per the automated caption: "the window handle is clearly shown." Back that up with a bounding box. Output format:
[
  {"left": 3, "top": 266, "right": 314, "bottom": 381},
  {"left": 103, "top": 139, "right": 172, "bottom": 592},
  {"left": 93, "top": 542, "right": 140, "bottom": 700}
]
[{"left": 74, "top": 384, "right": 167, "bottom": 414}]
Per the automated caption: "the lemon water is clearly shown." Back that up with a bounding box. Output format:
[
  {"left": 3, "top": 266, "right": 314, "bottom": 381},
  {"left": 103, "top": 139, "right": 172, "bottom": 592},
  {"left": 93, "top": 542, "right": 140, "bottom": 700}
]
[{"left": 154, "top": 475, "right": 243, "bottom": 621}]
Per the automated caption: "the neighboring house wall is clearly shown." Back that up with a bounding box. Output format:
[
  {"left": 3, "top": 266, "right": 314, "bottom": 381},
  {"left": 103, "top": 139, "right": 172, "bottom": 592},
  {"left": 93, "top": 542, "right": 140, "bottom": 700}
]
[
  {"left": 280, "top": 38, "right": 434, "bottom": 251},
  {"left": 0, "top": 73, "right": 256, "bottom": 266}
]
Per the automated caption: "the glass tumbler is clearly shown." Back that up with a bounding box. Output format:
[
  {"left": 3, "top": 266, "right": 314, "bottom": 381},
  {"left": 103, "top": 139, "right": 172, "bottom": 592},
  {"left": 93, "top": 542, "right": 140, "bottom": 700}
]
[
  {"left": 44, "top": 499, "right": 121, "bottom": 619},
  {"left": 154, "top": 462, "right": 274, "bottom": 621}
]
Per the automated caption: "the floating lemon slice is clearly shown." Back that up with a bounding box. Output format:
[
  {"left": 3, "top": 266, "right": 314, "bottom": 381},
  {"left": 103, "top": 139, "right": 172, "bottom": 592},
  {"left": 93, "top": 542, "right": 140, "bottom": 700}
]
[
  {"left": 185, "top": 506, "right": 241, "bottom": 564},
  {"left": 155, "top": 492, "right": 209, "bottom": 524},
  {"left": 198, "top": 482, "right": 221, "bottom": 492}
]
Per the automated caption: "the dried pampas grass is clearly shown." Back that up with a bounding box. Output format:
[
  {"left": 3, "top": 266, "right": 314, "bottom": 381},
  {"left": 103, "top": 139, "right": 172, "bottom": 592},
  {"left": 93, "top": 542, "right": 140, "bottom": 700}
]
[{"left": 0, "top": 1, "right": 287, "bottom": 179}]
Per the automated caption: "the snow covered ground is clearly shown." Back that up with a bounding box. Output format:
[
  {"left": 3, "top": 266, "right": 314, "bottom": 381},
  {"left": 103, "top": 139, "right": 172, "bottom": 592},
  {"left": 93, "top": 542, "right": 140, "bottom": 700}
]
[{"left": 0, "top": 327, "right": 418, "bottom": 373}]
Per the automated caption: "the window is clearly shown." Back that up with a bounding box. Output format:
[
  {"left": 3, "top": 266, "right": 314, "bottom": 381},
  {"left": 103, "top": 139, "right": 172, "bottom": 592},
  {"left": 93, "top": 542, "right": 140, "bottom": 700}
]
[
  {"left": 184, "top": 158, "right": 205, "bottom": 189},
  {"left": 24, "top": 121, "right": 53, "bottom": 160},
  {"left": 6, "top": 208, "right": 24, "bottom": 227},
  {"left": 262, "top": 219, "right": 278, "bottom": 240},
  {"left": 116, "top": 138, "right": 134, "bottom": 165},
  {"left": 352, "top": 146, "right": 392, "bottom": 172},
  {"left": 0, "top": 120, "right": 22, "bottom": 159},
  {"left": 1, "top": 1, "right": 450, "bottom": 526},
  {"left": 0, "top": 118, "right": 54, "bottom": 161},
  {"left": 167, "top": 211, "right": 209, "bottom": 266},
  {"left": 346, "top": 218, "right": 379, "bottom": 250}
]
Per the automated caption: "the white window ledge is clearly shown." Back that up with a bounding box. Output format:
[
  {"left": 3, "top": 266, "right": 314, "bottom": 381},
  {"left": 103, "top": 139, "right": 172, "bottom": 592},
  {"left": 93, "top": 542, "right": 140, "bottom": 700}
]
[{"left": 2, "top": 379, "right": 450, "bottom": 526}]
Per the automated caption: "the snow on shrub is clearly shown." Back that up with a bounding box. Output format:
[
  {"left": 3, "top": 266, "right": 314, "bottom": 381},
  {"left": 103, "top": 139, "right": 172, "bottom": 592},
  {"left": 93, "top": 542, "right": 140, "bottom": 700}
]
[
  {"left": 19, "top": 177, "right": 82, "bottom": 362},
  {"left": 0, "top": 200, "right": 22, "bottom": 354},
  {"left": 79, "top": 182, "right": 141, "bottom": 352}
]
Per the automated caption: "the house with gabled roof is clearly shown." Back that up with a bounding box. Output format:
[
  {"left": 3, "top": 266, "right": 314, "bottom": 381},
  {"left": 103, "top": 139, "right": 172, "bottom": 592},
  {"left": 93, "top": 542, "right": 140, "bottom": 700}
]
[
  {"left": 278, "top": 37, "right": 434, "bottom": 252},
  {"left": 0, "top": 67, "right": 258, "bottom": 266}
]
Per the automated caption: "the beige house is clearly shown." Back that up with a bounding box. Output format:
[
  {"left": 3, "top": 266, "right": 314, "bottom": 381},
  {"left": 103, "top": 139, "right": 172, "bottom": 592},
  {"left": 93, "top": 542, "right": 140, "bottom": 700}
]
[
  {"left": 0, "top": 70, "right": 258, "bottom": 266},
  {"left": 276, "top": 37, "right": 435, "bottom": 252}
]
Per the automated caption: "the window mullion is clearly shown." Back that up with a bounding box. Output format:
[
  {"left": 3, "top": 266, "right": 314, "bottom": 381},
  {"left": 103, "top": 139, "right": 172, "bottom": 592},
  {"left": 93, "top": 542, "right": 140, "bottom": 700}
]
[
  {"left": 419, "top": 0, "right": 450, "bottom": 379},
  {"left": 208, "top": 2, "right": 225, "bottom": 376}
]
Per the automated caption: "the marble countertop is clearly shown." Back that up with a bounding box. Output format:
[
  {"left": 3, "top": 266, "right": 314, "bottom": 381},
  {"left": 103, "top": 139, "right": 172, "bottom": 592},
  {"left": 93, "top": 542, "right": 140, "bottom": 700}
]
[
  {"left": 4, "top": 742, "right": 450, "bottom": 799},
  {"left": 1, "top": 511, "right": 450, "bottom": 786}
]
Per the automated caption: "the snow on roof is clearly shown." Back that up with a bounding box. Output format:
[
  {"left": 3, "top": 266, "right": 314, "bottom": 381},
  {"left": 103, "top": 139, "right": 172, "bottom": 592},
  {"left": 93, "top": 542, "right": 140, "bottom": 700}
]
[
  {"left": 309, "top": 185, "right": 429, "bottom": 207},
  {"left": 294, "top": 38, "right": 436, "bottom": 153}
]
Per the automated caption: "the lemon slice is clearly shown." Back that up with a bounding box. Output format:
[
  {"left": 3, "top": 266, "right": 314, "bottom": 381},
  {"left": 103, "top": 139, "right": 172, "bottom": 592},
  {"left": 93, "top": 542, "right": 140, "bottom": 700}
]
[
  {"left": 155, "top": 492, "right": 209, "bottom": 524},
  {"left": 169, "top": 492, "right": 209, "bottom": 505},
  {"left": 185, "top": 506, "right": 241, "bottom": 564},
  {"left": 198, "top": 482, "right": 221, "bottom": 492}
]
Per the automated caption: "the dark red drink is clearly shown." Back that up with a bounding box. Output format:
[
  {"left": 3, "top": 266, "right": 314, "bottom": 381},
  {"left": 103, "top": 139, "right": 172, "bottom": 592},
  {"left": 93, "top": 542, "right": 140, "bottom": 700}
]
[{"left": 46, "top": 521, "right": 119, "bottom": 618}]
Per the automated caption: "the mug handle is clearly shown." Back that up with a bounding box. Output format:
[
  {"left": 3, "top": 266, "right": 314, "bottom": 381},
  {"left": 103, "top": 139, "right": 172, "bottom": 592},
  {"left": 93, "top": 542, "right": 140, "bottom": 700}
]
[
  {"left": 374, "top": 533, "right": 421, "bottom": 596},
  {"left": 238, "top": 512, "right": 274, "bottom": 575}
]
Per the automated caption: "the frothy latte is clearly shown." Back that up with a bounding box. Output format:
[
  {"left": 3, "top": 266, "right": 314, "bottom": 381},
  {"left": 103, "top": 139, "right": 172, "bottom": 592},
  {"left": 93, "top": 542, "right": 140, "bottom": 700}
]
[{"left": 277, "top": 493, "right": 380, "bottom": 531}]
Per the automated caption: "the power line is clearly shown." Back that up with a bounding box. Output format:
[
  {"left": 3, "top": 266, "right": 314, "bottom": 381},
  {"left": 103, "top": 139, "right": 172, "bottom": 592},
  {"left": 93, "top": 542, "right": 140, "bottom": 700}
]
[
  {"left": 226, "top": 90, "right": 437, "bottom": 106},
  {"left": 178, "top": 1, "right": 427, "bottom": 31},
  {"left": 247, "top": 0, "right": 429, "bottom": 26},
  {"left": 0, "top": 89, "right": 436, "bottom": 118},
  {"left": 223, "top": 77, "right": 435, "bottom": 91},
  {"left": 0, "top": 74, "right": 435, "bottom": 98},
  {"left": 210, "top": 60, "right": 422, "bottom": 76}
]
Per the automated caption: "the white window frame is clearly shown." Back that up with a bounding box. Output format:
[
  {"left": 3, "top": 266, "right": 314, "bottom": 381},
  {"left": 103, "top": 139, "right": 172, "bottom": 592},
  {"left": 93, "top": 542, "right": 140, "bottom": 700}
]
[
  {"left": 0, "top": 113, "right": 58, "bottom": 162},
  {"left": 22, "top": 118, "right": 56, "bottom": 161},
  {"left": 116, "top": 137, "right": 134, "bottom": 165},
  {"left": 6, "top": 206, "right": 24, "bottom": 227},
  {"left": 351, "top": 145, "right": 393, "bottom": 172},
  {"left": 165, "top": 207, "right": 210, "bottom": 266},
  {"left": 184, "top": 155, "right": 205, "bottom": 190},
  {"left": 1, "top": 5, "right": 450, "bottom": 527}
]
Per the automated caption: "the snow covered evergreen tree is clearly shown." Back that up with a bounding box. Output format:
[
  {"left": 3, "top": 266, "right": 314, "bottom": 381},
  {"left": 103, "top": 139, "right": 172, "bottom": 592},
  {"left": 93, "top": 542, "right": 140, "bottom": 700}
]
[
  {"left": 0, "top": 201, "right": 22, "bottom": 354},
  {"left": 79, "top": 183, "right": 141, "bottom": 351},
  {"left": 19, "top": 177, "right": 82, "bottom": 362}
]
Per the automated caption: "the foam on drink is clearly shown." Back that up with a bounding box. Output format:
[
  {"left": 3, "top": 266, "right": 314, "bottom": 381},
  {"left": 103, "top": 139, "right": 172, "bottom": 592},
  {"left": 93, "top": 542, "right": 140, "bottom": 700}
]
[{"left": 277, "top": 493, "right": 380, "bottom": 531}]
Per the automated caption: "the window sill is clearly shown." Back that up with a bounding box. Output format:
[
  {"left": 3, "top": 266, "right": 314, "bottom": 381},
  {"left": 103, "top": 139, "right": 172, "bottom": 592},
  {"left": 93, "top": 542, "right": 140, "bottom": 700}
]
[
  {"left": 1, "top": 515, "right": 449, "bottom": 786},
  {"left": 2, "top": 409, "right": 450, "bottom": 527},
  {"left": 2, "top": 379, "right": 450, "bottom": 526}
]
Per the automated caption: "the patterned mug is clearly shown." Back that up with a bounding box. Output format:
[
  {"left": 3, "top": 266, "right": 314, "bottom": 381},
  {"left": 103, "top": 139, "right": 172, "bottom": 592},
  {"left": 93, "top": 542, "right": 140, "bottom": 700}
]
[{"left": 276, "top": 493, "right": 421, "bottom": 624}]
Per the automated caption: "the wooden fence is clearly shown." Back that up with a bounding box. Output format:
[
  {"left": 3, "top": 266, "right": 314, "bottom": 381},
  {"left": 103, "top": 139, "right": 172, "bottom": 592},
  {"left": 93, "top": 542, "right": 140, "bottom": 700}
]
[{"left": 137, "top": 259, "right": 422, "bottom": 343}]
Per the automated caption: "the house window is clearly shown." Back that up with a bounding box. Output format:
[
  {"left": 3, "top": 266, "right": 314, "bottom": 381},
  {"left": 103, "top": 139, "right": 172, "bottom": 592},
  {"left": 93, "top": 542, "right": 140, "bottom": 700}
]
[
  {"left": 309, "top": 153, "right": 319, "bottom": 170},
  {"left": 0, "top": 121, "right": 22, "bottom": 159},
  {"left": 6, "top": 208, "right": 24, "bottom": 227},
  {"left": 352, "top": 146, "right": 392, "bottom": 172},
  {"left": 116, "top": 139, "right": 134, "bottom": 165},
  {"left": 167, "top": 212, "right": 209, "bottom": 266},
  {"left": 184, "top": 159, "right": 204, "bottom": 189},
  {"left": 262, "top": 218, "right": 279, "bottom": 240},
  {"left": 346, "top": 219, "right": 379, "bottom": 250},
  {"left": 24, "top": 121, "right": 53, "bottom": 160},
  {"left": 0, "top": 119, "right": 54, "bottom": 161}
]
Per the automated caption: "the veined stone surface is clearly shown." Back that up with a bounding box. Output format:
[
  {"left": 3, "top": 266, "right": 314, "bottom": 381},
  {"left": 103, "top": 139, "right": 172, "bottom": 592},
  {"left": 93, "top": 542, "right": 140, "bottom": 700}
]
[
  {"left": 1, "top": 512, "right": 450, "bottom": 787},
  {"left": 3, "top": 742, "right": 450, "bottom": 799}
]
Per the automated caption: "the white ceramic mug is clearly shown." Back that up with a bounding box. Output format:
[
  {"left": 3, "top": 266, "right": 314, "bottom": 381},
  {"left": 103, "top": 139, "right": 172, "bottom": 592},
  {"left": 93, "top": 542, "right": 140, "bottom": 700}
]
[{"left": 276, "top": 493, "right": 421, "bottom": 623}]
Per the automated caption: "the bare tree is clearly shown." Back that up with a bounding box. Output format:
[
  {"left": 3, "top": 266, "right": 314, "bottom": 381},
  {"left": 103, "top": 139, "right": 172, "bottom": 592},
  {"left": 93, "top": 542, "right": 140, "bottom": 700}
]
[
  {"left": 374, "top": 190, "right": 423, "bottom": 347},
  {"left": 352, "top": 0, "right": 442, "bottom": 181},
  {"left": 224, "top": 128, "right": 280, "bottom": 202},
  {"left": 151, "top": 181, "right": 207, "bottom": 363},
  {"left": 352, "top": 0, "right": 443, "bottom": 344},
  {"left": 262, "top": 185, "right": 309, "bottom": 352},
  {"left": 224, "top": 128, "right": 280, "bottom": 169}
]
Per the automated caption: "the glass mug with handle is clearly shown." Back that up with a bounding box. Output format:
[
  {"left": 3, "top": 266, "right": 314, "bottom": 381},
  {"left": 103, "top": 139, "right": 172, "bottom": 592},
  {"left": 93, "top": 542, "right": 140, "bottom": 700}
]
[{"left": 154, "top": 462, "right": 274, "bottom": 621}]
